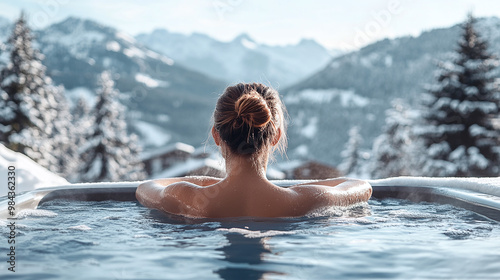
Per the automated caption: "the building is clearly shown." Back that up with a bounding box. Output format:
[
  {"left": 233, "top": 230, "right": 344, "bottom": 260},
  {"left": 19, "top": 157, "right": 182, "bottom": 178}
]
[
  {"left": 141, "top": 143, "right": 341, "bottom": 181},
  {"left": 274, "top": 160, "right": 342, "bottom": 180},
  {"left": 151, "top": 158, "right": 225, "bottom": 179},
  {"left": 292, "top": 160, "right": 342, "bottom": 180},
  {"left": 141, "top": 142, "right": 196, "bottom": 176}
]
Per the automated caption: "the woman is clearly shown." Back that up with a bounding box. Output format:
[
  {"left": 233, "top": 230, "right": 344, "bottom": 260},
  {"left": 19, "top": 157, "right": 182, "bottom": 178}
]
[{"left": 136, "top": 83, "right": 372, "bottom": 218}]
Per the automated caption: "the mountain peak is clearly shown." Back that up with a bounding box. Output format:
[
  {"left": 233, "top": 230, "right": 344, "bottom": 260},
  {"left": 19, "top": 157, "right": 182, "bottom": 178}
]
[
  {"left": 47, "top": 16, "right": 116, "bottom": 36},
  {"left": 297, "top": 38, "right": 323, "bottom": 49},
  {"left": 150, "top": 28, "right": 170, "bottom": 36},
  {"left": 232, "top": 33, "right": 257, "bottom": 49},
  {"left": 232, "top": 33, "right": 255, "bottom": 43}
]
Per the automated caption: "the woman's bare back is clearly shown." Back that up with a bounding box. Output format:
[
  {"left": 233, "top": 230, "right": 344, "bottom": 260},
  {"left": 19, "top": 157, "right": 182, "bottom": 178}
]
[{"left": 136, "top": 177, "right": 372, "bottom": 218}]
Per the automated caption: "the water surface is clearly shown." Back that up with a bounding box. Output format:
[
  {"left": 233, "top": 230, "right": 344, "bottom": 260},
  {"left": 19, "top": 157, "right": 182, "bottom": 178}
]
[{"left": 1, "top": 198, "right": 499, "bottom": 279}]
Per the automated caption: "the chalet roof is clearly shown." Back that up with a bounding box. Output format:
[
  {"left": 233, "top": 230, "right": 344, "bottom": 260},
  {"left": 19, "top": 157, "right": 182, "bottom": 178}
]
[
  {"left": 192, "top": 145, "right": 219, "bottom": 158},
  {"left": 266, "top": 167, "right": 286, "bottom": 180},
  {"left": 140, "top": 142, "right": 196, "bottom": 161},
  {"left": 151, "top": 158, "right": 224, "bottom": 179},
  {"left": 272, "top": 159, "right": 304, "bottom": 172}
]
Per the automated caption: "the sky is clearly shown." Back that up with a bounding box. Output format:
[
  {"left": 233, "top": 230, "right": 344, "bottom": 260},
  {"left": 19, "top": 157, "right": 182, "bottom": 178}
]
[{"left": 1, "top": 0, "right": 500, "bottom": 50}]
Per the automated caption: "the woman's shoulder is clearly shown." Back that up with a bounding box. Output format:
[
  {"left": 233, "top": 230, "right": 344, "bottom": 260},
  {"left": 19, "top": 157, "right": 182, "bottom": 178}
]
[{"left": 287, "top": 178, "right": 372, "bottom": 208}]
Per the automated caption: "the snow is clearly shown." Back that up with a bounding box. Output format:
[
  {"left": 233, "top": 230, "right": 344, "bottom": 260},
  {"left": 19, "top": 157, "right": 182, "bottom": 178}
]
[
  {"left": 0, "top": 144, "right": 69, "bottom": 197},
  {"left": 86, "top": 154, "right": 103, "bottom": 180},
  {"left": 160, "top": 56, "right": 175, "bottom": 65},
  {"left": 369, "top": 177, "right": 500, "bottom": 197},
  {"left": 266, "top": 167, "right": 286, "bottom": 180},
  {"left": 77, "top": 72, "right": 146, "bottom": 182},
  {"left": 145, "top": 50, "right": 175, "bottom": 65},
  {"left": 141, "top": 142, "right": 195, "bottom": 161},
  {"left": 448, "top": 100, "right": 498, "bottom": 115},
  {"left": 115, "top": 32, "right": 136, "bottom": 44},
  {"left": 285, "top": 88, "right": 369, "bottom": 108},
  {"left": 384, "top": 55, "right": 393, "bottom": 67},
  {"left": 123, "top": 47, "right": 146, "bottom": 58},
  {"left": 241, "top": 38, "right": 257, "bottom": 49},
  {"left": 300, "top": 117, "right": 318, "bottom": 138},
  {"left": 106, "top": 41, "right": 121, "bottom": 52},
  {"left": 467, "top": 147, "right": 489, "bottom": 169},
  {"left": 66, "top": 87, "right": 96, "bottom": 107},
  {"left": 135, "top": 29, "right": 331, "bottom": 87},
  {"left": 152, "top": 158, "right": 224, "bottom": 178},
  {"left": 157, "top": 114, "right": 170, "bottom": 122},
  {"left": 134, "top": 120, "right": 171, "bottom": 147},
  {"left": 134, "top": 73, "right": 169, "bottom": 88},
  {"left": 42, "top": 25, "right": 106, "bottom": 58},
  {"left": 330, "top": 61, "right": 341, "bottom": 69},
  {"left": 294, "top": 145, "right": 309, "bottom": 157},
  {"left": 359, "top": 52, "right": 380, "bottom": 68},
  {"left": 102, "top": 57, "right": 112, "bottom": 67}
]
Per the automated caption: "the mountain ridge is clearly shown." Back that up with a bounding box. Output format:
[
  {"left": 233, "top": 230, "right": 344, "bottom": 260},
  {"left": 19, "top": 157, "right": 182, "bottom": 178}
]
[
  {"left": 0, "top": 15, "right": 227, "bottom": 149},
  {"left": 2, "top": 15, "right": 500, "bottom": 167},
  {"left": 282, "top": 16, "right": 500, "bottom": 165},
  {"left": 135, "top": 28, "right": 339, "bottom": 87}
]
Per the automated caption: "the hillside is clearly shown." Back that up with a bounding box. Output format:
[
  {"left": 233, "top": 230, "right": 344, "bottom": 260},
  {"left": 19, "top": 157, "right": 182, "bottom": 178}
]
[
  {"left": 283, "top": 17, "right": 500, "bottom": 165},
  {"left": 0, "top": 16, "right": 226, "bottom": 149},
  {"left": 2, "top": 15, "right": 500, "bottom": 166}
]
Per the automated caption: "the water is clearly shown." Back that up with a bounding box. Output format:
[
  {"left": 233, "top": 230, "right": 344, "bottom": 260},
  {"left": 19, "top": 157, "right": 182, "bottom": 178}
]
[{"left": 1, "top": 198, "right": 500, "bottom": 280}]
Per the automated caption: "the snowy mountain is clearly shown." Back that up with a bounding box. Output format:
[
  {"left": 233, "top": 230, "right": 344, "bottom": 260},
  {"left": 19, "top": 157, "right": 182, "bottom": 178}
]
[
  {"left": 0, "top": 16, "right": 226, "bottom": 148},
  {"left": 0, "top": 144, "right": 68, "bottom": 197},
  {"left": 283, "top": 17, "right": 500, "bottom": 165},
  {"left": 135, "top": 29, "right": 340, "bottom": 87},
  {"left": 2, "top": 15, "right": 500, "bottom": 168}
]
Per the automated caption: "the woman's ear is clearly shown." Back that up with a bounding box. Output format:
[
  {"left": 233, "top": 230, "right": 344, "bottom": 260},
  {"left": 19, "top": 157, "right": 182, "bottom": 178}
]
[
  {"left": 271, "top": 128, "right": 281, "bottom": 146},
  {"left": 212, "top": 126, "right": 221, "bottom": 146}
]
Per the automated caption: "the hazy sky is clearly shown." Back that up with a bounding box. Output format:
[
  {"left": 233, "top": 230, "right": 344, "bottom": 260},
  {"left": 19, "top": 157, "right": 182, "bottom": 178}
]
[{"left": 1, "top": 0, "right": 500, "bottom": 50}]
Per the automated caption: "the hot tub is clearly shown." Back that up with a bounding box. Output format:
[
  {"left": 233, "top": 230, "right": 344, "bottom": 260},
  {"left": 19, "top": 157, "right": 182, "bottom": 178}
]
[{"left": 1, "top": 178, "right": 500, "bottom": 279}]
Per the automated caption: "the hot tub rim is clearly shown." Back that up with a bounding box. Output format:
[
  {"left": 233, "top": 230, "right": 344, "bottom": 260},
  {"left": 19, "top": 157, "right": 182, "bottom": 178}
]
[{"left": 1, "top": 181, "right": 500, "bottom": 221}]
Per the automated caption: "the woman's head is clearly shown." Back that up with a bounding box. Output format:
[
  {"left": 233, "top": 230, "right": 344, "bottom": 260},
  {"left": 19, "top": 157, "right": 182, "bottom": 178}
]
[{"left": 213, "top": 83, "right": 287, "bottom": 161}]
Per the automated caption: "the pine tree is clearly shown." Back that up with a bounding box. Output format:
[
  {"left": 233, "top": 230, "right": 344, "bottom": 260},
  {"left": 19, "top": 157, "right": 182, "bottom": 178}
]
[
  {"left": 339, "top": 126, "right": 362, "bottom": 176},
  {"left": 67, "top": 97, "right": 92, "bottom": 182},
  {"left": 0, "top": 13, "right": 62, "bottom": 170},
  {"left": 78, "top": 72, "right": 146, "bottom": 182},
  {"left": 51, "top": 91, "right": 79, "bottom": 178},
  {"left": 414, "top": 14, "right": 500, "bottom": 176},
  {"left": 72, "top": 97, "right": 92, "bottom": 146},
  {"left": 371, "top": 100, "right": 420, "bottom": 178}
]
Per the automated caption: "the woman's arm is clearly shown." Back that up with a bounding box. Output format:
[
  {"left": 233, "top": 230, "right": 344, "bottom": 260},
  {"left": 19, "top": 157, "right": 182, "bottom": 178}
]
[
  {"left": 152, "top": 176, "right": 222, "bottom": 187},
  {"left": 136, "top": 180, "right": 165, "bottom": 209},
  {"left": 290, "top": 178, "right": 372, "bottom": 208},
  {"left": 292, "top": 177, "right": 351, "bottom": 187},
  {"left": 135, "top": 176, "right": 222, "bottom": 210}
]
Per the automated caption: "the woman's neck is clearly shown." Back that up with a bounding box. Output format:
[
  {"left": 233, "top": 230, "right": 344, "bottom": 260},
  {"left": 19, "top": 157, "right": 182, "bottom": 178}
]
[{"left": 224, "top": 154, "right": 268, "bottom": 181}]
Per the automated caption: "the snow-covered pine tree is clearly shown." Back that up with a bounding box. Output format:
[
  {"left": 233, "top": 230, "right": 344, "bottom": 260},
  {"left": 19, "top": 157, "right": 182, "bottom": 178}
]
[
  {"left": 370, "top": 100, "right": 420, "bottom": 178},
  {"left": 414, "top": 14, "right": 500, "bottom": 176},
  {"left": 66, "top": 97, "right": 92, "bottom": 182},
  {"left": 51, "top": 91, "right": 79, "bottom": 178},
  {"left": 0, "top": 13, "right": 63, "bottom": 170},
  {"left": 72, "top": 97, "right": 92, "bottom": 146},
  {"left": 339, "top": 126, "right": 362, "bottom": 176},
  {"left": 78, "top": 72, "right": 146, "bottom": 182}
]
